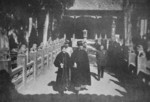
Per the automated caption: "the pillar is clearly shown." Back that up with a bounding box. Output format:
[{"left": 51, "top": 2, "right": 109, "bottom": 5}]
[
  {"left": 17, "top": 54, "right": 27, "bottom": 87},
  {"left": 95, "top": 34, "right": 98, "bottom": 40},
  {"left": 64, "top": 34, "right": 66, "bottom": 40},
  {"left": 43, "top": 12, "right": 49, "bottom": 47},
  {"left": 111, "top": 19, "right": 116, "bottom": 40}
]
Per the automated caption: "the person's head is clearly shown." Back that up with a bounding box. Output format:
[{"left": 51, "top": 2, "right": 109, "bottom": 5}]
[
  {"left": 100, "top": 45, "right": 104, "bottom": 50},
  {"left": 20, "top": 44, "right": 26, "bottom": 50},
  {"left": 33, "top": 44, "right": 37, "bottom": 49},
  {"left": 61, "top": 46, "right": 66, "bottom": 53},
  {"left": 64, "top": 40, "right": 70, "bottom": 47},
  {"left": 142, "top": 35, "right": 147, "bottom": 40},
  {"left": 77, "top": 41, "right": 83, "bottom": 49},
  {"left": 65, "top": 43, "right": 69, "bottom": 47}
]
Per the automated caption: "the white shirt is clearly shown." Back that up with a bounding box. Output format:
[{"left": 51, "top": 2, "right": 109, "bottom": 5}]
[{"left": 65, "top": 47, "right": 73, "bottom": 57}]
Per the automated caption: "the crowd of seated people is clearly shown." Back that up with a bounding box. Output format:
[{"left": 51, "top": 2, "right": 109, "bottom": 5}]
[{"left": 129, "top": 35, "right": 150, "bottom": 75}]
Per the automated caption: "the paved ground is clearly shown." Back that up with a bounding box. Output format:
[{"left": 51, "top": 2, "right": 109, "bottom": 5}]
[
  {"left": 18, "top": 61, "right": 126, "bottom": 96},
  {"left": 12, "top": 43, "right": 150, "bottom": 102}
]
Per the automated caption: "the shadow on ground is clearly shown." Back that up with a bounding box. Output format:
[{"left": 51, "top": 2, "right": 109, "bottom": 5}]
[
  {"left": 105, "top": 64, "right": 150, "bottom": 102},
  {"left": 12, "top": 90, "right": 124, "bottom": 102}
]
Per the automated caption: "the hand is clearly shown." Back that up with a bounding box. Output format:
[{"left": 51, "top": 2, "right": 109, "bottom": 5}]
[{"left": 60, "top": 63, "right": 64, "bottom": 68}]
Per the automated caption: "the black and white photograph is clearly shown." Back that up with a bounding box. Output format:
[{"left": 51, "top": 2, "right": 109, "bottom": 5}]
[{"left": 0, "top": 0, "right": 150, "bottom": 102}]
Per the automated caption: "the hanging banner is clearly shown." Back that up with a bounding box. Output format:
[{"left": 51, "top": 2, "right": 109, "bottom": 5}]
[{"left": 140, "top": 19, "right": 145, "bottom": 38}]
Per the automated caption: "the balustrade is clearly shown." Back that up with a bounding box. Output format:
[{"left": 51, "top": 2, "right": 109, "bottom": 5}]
[{"left": 9, "top": 38, "right": 65, "bottom": 89}]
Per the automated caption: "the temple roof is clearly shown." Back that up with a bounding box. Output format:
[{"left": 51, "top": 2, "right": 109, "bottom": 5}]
[{"left": 69, "top": 0, "right": 123, "bottom": 10}]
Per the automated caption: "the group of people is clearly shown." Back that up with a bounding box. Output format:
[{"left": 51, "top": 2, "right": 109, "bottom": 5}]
[
  {"left": 54, "top": 40, "right": 91, "bottom": 94},
  {"left": 129, "top": 35, "right": 150, "bottom": 74},
  {"left": 94, "top": 37, "right": 126, "bottom": 77},
  {"left": 54, "top": 37, "right": 127, "bottom": 94}
]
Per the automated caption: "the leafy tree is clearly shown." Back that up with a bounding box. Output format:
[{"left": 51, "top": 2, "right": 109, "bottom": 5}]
[{"left": 0, "top": 0, "right": 75, "bottom": 48}]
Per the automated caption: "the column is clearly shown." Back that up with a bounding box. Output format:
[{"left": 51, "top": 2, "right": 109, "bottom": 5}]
[{"left": 111, "top": 18, "right": 116, "bottom": 40}]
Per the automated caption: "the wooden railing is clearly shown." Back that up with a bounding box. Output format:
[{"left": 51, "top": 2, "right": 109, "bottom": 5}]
[{"left": 11, "top": 38, "right": 65, "bottom": 89}]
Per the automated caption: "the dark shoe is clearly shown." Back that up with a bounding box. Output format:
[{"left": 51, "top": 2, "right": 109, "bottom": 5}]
[
  {"left": 80, "top": 87, "right": 88, "bottom": 91},
  {"left": 55, "top": 71, "right": 58, "bottom": 74},
  {"left": 48, "top": 81, "right": 56, "bottom": 86},
  {"left": 74, "top": 90, "right": 79, "bottom": 95}
]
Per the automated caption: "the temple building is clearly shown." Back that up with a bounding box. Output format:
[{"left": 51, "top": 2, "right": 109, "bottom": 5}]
[
  {"left": 60, "top": 0, "right": 150, "bottom": 45},
  {"left": 61, "top": 0, "right": 124, "bottom": 40}
]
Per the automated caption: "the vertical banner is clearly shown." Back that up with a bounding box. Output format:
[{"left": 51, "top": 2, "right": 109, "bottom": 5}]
[
  {"left": 124, "top": 15, "right": 128, "bottom": 45},
  {"left": 144, "top": 19, "right": 147, "bottom": 35},
  {"left": 111, "top": 19, "right": 116, "bottom": 40},
  {"left": 140, "top": 19, "right": 145, "bottom": 38},
  {"left": 43, "top": 12, "right": 49, "bottom": 47}
]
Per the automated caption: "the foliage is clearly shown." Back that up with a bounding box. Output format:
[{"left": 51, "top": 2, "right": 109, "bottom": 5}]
[{"left": 0, "top": 0, "right": 75, "bottom": 30}]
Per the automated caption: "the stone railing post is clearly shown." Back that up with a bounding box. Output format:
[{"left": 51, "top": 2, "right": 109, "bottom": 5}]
[
  {"left": 64, "top": 34, "right": 66, "bottom": 40},
  {"left": 30, "top": 52, "right": 37, "bottom": 81},
  {"left": 17, "top": 54, "right": 27, "bottom": 87},
  {"left": 49, "top": 45, "right": 52, "bottom": 67},
  {"left": 41, "top": 49, "right": 44, "bottom": 71}
]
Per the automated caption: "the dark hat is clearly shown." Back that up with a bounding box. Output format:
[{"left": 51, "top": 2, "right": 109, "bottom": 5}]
[
  {"left": 77, "top": 41, "right": 83, "bottom": 46},
  {"left": 65, "top": 40, "right": 70, "bottom": 44},
  {"left": 95, "top": 39, "right": 98, "bottom": 42}
]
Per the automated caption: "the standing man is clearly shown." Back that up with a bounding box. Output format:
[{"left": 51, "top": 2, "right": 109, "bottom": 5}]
[
  {"left": 101, "top": 38, "right": 107, "bottom": 50},
  {"left": 71, "top": 41, "right": 91, "bottom": 92},
  {"left": 96, "top": 45, "right": 107, "bottom": 80},
  {"left": 64, "top": 40, "right": 73, "bottom": 86},
  {"left": 94, "top": 39, "right": 100, "bottom": 50},
  {"left": 54, "top": 46, "right": 71, "bottom": 95}
]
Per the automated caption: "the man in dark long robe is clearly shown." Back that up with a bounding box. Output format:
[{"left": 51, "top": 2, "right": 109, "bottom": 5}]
[
  {"left": 71, "top": 41, "right": 91, "bottom": 91},
  {"left": 54, "top": 46, "right": 70, "bottom": 94}
]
